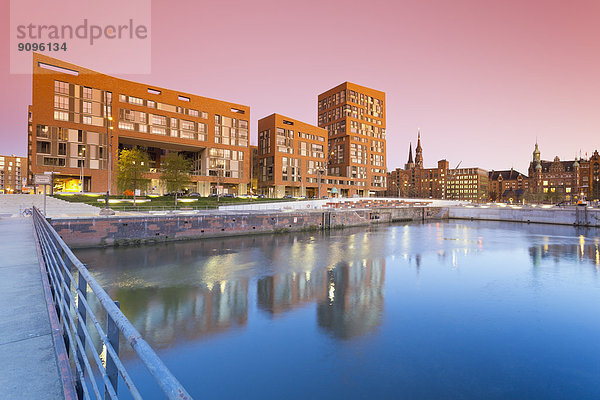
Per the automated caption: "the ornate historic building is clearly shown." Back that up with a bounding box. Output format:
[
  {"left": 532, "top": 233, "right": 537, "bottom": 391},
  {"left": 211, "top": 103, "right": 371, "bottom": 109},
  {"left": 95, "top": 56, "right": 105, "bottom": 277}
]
[
  {"left": 527, "top": 142, "right": 585, "bottom": 202},
  {"left": 488, "top": 169, "right": 529, "bottom": 202}
]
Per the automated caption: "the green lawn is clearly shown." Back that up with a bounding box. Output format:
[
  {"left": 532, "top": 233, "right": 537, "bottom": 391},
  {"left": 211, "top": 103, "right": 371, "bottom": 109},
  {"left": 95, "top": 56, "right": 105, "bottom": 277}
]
[{"left": 52, "top": 194, "right": 293, "bottom": 211}]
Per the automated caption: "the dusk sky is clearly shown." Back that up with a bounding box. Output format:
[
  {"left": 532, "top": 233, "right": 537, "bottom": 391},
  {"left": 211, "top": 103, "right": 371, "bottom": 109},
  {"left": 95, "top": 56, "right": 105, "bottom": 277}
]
[{"left": 2, "top": 0, "right": 599, "bottom": 174}]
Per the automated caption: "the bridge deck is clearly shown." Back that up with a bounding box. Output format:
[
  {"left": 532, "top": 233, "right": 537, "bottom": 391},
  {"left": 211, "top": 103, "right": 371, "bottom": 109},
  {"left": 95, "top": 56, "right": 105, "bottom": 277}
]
[{"left": 0, "top": 217, "right": 66, "bottom": 399}]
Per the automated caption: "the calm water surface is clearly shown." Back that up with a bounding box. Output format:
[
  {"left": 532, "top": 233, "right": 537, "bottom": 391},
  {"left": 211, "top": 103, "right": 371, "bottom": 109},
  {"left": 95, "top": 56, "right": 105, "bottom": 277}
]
[{"left": 76, "top": 221, "right": 600, "bottom": 399}]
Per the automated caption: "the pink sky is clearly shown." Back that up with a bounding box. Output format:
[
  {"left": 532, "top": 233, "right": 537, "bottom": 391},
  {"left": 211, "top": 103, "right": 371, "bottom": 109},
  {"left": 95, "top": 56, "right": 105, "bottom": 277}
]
[{"left": 2, "top": 0, "right": 599, "bottom": 174}]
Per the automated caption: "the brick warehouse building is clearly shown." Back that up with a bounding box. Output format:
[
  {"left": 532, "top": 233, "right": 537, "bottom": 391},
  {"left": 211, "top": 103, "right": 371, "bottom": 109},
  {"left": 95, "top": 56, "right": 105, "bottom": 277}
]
[
  {"left": 385, "top": 132, "right": 489, "bottom": 202},
  {"left": 488, "top": 169, "right": 529, "bottom": 202},
  {"left": 28, "top": 53, "right": 250, "bottom": 195},
  {"left": 317, "top": 82, "right": 387, "bottom": 197}
]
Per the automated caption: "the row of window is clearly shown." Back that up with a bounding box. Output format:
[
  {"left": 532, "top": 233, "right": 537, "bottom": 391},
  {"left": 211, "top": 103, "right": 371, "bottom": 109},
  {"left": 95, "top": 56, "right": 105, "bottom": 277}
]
[{"left": 119, "top": 94, "right": 209, "bottom": 119}]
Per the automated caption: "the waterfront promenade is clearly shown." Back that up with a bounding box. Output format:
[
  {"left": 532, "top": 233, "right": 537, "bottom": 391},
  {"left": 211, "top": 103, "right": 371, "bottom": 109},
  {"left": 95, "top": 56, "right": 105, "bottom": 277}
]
[{"left": 0, "top": 217, "right": 67, "bottom": 399}]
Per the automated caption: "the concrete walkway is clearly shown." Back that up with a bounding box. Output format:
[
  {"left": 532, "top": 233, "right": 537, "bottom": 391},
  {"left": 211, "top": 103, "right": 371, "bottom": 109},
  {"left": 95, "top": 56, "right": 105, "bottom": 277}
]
[{"left": 0, "top": 217, "right": 66, "bottom": 399}]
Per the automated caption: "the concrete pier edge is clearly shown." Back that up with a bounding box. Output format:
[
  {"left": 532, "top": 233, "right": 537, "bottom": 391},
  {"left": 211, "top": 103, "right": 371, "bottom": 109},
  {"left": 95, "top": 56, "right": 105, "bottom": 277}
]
[{"left": 33, "top": 223, "right": 77, "bottom": 399}]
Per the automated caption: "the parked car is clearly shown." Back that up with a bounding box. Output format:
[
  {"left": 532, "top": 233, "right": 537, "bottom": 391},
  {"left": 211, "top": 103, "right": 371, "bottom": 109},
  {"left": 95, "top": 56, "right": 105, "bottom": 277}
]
[{"left": 187, "top": 192, "right": 201, "bottom": 197}]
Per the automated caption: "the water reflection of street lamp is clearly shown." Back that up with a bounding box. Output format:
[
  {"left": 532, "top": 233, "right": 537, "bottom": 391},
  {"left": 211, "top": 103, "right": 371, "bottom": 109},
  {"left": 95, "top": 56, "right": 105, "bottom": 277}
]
[{"left": 79, "top": 147, "right": 86, "bottom": 192}]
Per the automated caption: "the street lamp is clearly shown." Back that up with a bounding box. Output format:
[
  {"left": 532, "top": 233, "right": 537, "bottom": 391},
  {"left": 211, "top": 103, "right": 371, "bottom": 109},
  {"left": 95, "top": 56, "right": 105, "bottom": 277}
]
[
  {"left": 318, "top": 151, "right": 335, "bottom": 199},
  {"left": 79, "top": 147, "right": 86, "bottom": 193},
  {"left": 392, "top": 181, "right": 400, "bottom": 198},
  {"left": 107, "top": 116, "right": 114, "bottom": 195}
]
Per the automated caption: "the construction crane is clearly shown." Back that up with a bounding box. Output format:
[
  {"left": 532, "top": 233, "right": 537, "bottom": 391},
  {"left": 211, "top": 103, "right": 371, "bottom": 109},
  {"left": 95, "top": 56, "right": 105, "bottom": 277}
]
[{"left": 446, "top": 161, "right": 462, "bottom": 200}]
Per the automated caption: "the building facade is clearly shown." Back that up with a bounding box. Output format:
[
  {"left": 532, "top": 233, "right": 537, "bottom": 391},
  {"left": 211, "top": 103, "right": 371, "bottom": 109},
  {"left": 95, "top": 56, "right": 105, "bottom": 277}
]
[
  {"left": 488, "top": 169, "right": 529, "bottom": 202},
  {"left": 28, "top": 53, "right": 250, "bottom": 195},
  {"left": 0, "top": 155, "right": 27, "bottom": 193},
  {"left": 317, "top": 82, "right": 387, "bottom": 196},
  {"left": 528, "top": 142, "right": 583, "bottom": 203},
  {"left": 445, "top": 167, "right": 489, "bottom": 202},
  {"left": 386, "top": 132, "right": 488, "bottom": 202}
]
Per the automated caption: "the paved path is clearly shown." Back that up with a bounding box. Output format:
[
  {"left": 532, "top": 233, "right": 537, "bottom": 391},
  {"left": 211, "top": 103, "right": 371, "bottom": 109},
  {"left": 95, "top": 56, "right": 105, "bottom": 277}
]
[{"left": 0, "top": 217, "right": 66, "bottom": 399}]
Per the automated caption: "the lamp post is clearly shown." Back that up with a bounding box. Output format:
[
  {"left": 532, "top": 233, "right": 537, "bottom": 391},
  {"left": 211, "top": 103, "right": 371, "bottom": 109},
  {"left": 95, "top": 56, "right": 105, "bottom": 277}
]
[
  {"left": 105, "top": 91, "right": 114, "bottom": 195},
  {"left": 79, "top": 147, "right": 86, "bottom": 192},
  {"left": 107, "top": 116, "right": 113, "bottom": 194},
  {"left": 392, "top": 181, "right": 400, "bottom": 198},
  {"left": 318, "top": 150, "right": 335, "bottom": 199}
]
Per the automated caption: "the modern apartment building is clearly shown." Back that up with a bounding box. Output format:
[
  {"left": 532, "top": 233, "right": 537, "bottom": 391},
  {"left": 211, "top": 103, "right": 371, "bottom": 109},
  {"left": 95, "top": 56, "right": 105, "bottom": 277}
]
[
  {"left": 317, "top": 82, "right": 387, "bottom": 196},
  {"left": 257, "top": 114, "right": 329, "bottom": 198},
  {"left": 0, "top": 155, "right": 27, "bottom": 193},
  {"left": 28, "top": 53, "right": 250, "bottom": 195}
]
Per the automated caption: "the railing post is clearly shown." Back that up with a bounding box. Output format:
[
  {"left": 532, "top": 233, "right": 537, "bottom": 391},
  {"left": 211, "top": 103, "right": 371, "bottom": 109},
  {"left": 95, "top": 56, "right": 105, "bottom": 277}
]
[
  {"left": 75, "top": 269, "right": 87, "bottom": 399},
  {"left": 105, "top": 301, "right": 120, "bottom": 399},
  {"left": 62, "top": 250, "right": 72, "bottom": 354}
]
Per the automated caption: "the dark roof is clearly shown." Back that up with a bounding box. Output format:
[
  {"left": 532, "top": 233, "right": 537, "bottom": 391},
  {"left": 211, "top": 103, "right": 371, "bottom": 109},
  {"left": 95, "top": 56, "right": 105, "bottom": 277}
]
[
  {"left": 529, "top": 159, "right": 577, "bottom": 173},
  {"left": 489, "top": 169, "right": 527, "bottom": 180}
]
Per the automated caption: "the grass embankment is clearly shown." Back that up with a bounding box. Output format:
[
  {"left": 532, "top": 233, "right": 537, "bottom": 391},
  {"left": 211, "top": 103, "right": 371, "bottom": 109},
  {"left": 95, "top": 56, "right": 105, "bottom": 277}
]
[{"left": 53, "top": 194, "right": 291, "bottom": 211}]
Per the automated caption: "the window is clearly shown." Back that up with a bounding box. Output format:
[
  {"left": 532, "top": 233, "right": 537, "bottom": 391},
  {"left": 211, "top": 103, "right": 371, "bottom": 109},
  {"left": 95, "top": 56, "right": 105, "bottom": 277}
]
[
  {"left": 119, "top": 122, "right": 134, "bottom": 130},
  {"left": 54, "top": 110, "right": 69, "bottom": 121},
  {"left": 151, "top": 114, "right": 167, "bottom": 126},
  {"left": 181, "top": 120, "right": 195, "bottom": 131},
  {"left": 54, "top": 95, "right": 69, "bottom": 110},
  {"left": 82, "top": 101, "right": 92, "bottom": 114},
  {"left": 36, "top": 141, "right": 51, "bottom": 154},
  {"left": 58, "top": 143, "right": 67, "bottom": 156},
  {"left": 54, "top": 80, "right": 69, "bottom": 95},
  {"left": 83, "top": 87, "right": 93, "bottom": 99},
  {"left": 147, "top": 88, "right": 161, "bottom": 95},
  {"left": 83, "top": 116, "right": 92, "bottom": 125},
  {"left": 43, "top": 157, "right": 66, "bottom": 167}
]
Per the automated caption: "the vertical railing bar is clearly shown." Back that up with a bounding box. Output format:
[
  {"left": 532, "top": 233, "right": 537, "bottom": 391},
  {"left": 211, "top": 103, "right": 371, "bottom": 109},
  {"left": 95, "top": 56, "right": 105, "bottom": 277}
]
[
  {"left": 76, "top": 269, "right": 88, "bottom": 399},
  {"left": 106, "top": 301, "right": 120, "bottom": 399},
  {"left": 76, "top": 292, "right": 142, "bottom": 398}
]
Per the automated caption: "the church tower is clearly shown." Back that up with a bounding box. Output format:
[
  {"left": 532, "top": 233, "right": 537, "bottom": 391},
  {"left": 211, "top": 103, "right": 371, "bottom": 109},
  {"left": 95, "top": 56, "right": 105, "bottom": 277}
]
[{"left": 415, "top": 129, "right": 423, "bottom": 169}]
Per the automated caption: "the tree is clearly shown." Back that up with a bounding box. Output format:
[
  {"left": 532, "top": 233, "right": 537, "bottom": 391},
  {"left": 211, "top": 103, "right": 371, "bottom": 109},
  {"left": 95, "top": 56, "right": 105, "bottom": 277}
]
[
  {"left": 160, "top": 152, "right": 192, "bottom": 206},
  {"left": 117, "top": 148, "right": 150, "bottom": 205},
  {"left": 489, "top": 190, "right": 498, "bottom": 202}
]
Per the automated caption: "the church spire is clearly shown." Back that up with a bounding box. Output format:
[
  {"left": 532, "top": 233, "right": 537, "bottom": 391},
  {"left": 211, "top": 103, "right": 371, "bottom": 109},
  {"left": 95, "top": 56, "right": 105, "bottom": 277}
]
[
  {"left": 415, "top": 129, "right": 423, "bottom": 168},
  {"left": 405, "top": 142, "right": 414, "bottom": 170}
]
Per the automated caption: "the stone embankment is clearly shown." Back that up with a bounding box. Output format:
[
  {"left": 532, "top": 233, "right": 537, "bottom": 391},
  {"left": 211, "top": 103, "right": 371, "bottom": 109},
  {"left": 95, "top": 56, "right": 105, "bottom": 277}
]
[
  {"left": 50, "top": 207, "right": 448, "bottom": 248},
  {"left": 449, "top": 205, "right": 600, "bottom": 227}
]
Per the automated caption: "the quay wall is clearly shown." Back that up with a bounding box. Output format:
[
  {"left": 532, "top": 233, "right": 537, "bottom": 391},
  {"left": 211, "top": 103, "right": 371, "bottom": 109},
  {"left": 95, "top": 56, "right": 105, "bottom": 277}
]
[
  {"left": 449, "top": 206, "right": 600, "bottom": 227},
  {"left": 50, "top": 207, "right": 448, "bottom": 248}
]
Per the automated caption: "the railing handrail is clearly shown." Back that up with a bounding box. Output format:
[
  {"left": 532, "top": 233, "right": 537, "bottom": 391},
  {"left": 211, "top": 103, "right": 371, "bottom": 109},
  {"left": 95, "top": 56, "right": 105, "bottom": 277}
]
[{"left": 32, "top": 206, "right": 192, "bottom": 399}]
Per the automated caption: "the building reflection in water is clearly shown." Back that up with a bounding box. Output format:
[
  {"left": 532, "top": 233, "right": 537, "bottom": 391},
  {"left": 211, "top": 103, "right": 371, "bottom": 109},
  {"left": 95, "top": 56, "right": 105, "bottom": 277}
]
[
  {"left": 257, "top": 271, "right": 328, "bottom": 316},
  {"left": 77, "top": 227, "right": 390, "bottom": 355},
  {"left": 529, "top": 235, "right": 600, "bottom": 268},
  {"left": 316, "top": 259, "right": 385, "bottom": 340}
]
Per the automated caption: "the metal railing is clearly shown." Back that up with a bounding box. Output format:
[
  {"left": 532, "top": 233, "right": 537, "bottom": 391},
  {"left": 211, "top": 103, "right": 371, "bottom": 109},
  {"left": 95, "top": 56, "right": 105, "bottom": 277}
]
[{"left": 32, "top": 206, "right": 192, "bottom": 400}]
